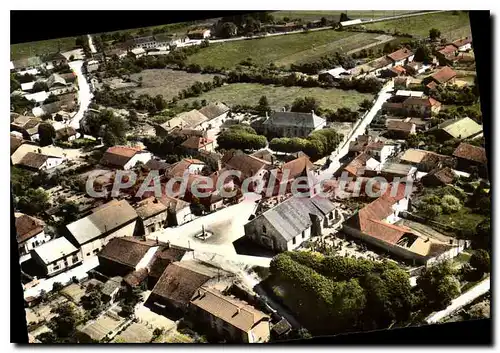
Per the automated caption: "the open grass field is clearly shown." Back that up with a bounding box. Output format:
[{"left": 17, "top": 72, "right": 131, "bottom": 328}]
[
  {"left": 363, "top": 11, "right": 470, "bottom": 39},
  {"left": 128, "top": 69, "right": 216, "bottom": 100},
  {"left": 11, "top": 36, "right": 77, "bottom": 61},
  {"left": 277, "top": 32, "right": 386, "bottom": 66},
  {"left": 187, "top": 30, "right": 374, "bottom": 69},
  {"left": 272, "top": 10, "right": 418, "bottom": 22},
  {"left": 178, "top": 83, "right": 373, "bottom": 111}
]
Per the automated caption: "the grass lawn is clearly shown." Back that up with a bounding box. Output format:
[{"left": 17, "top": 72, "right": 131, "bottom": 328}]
[
  {"left": 363, "top": 11, "right": 470, "bottom": 38},
  {"left": 11, "top": 36, "right": 77, "bottom": 61},
  {"left": 178, "top": 83, "right": 373, "bottom": 111},
  {"left": 434, "top": 207, "right": 486, "bottom": 232},
  {"left": 128, "top": 69, "right": 216, "bottom": 100},
  {"left": 272, "top": 10, "right": 417, "bottom": 22},
  {"left": 187, "top": 30, "right": 361, "bottom": 69}
]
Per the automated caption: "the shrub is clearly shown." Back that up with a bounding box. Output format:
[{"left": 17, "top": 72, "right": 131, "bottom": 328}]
[{"left": 441, "top": 194, "right": 462, "bottom": 214}]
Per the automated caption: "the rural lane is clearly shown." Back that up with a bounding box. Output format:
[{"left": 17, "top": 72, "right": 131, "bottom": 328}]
[
  {"left": 425, "top": 277, "right": 491, "bottom": 324},
  {"left": 68, "top": 60, "right": 93, "bottom": 129}
]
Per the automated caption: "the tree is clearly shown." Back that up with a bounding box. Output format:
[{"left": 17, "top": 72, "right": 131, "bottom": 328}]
[
  {"left": 57, "top": 201, "right": 80, "bottom": 224},
  {"left": 49, "top": 302, "right": 80, "bottom": 337},
  {"left": 359, "top": 99, "right": 372, "bottom": 111},
  {"left": 441, "top": 194, "right": 461, "bottom": 214},
  {"left": 219, "top": 22, "right": 238, "bottom": 38},
  {"left": 469, "top": 249, "right": 490, "bottom": 275},
  {"left": 416, "top": 261, "right": 460, "bottom": 311},
  {"left": 17, "top": 188, "right": 50, "bottom": 216},
  {"left": 429, "top": 28, "right": 441, "bottom": 41},
  {"left": 413, "top": 45, "right": 433, "bottom": 64},
  {"left": 37, "top": 331, "right": 58, "bottom": 343},
  {"left": 256, "top": 95, "right": 271, "bottom": 115},
  {"left": 421, "top": 204, "right": 442, "bottom": 219},
  {"left": 38, "top": 123, "right": 56, "bottom": 147},
  {"left": 52, "top": 282, "right": 64, "bottom": 291},
  {"left": 217, "top": 128, "right": 267, "bottom": 151},
  {"left": 10, "top": 74, "right": 20, "bottom": 93},
  {"left": 291, "top": 96, "right": 321, "bottom": 113}
]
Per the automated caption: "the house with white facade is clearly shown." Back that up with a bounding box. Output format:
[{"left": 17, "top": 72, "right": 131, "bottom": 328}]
[
  {"left": 99, "top": 145, "right": 153, "bottom": 170},
  {"left": 135, "top": 197, "right": 169, "bottom": 235},
  {"left": 65, "top": 199, "right": 139, "bottom": 260},
  {"left": 30, "top": 237, "right": 83, "bottom": 277},
  {"left": 15, "top": 213, "right": 51, "bottom": 256},
  {"left": 386, "top": 48, "right": 414, "bottom": 67},
  {"left": 16, "top": 152, "right": 65, "bottom": 171}
]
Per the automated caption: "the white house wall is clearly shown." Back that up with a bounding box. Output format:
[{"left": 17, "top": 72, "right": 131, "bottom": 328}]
[{"left": 80, "top": 221, "right": 137, "bottom": 259}]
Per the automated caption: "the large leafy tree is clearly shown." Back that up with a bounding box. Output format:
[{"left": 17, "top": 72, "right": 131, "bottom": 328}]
[
  {"left": 291, "top": 96, "right": 321, "bottom": 113},
  {"left": 38, "top": 123, "right": 56, "bottom": 147},
  {"left": 469, "top": 249, "right": 490, "bottom": 275}
]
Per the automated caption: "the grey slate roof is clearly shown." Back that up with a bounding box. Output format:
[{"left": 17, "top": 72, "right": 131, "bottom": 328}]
[
  {"left": 66, "top": 200, "right": 138, "bottom": 245},
  {"left": 258, "top": 195, "right": 336, "bottom": 242},
  {"left": 198, "top": 102, "right": 230, "bottom": 120},
  {"left": 264, "top": 111, "right": 325, "bottom": 129}
]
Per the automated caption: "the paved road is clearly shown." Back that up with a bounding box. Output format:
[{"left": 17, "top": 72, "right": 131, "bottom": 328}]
[
  {"left": 426, "top": 277, "right": 491, "bottom": 324},
  {"left": 68, "top": 60, "right": 93, "bottom": 129},
  {"left": 88, "top": 34, "right": 97, "bottom": 54},
  {"left": 182, "top": 10, "right": 442, "bottom": 47},
  {"left": 314, "top": 79, "right": 393, "bottom": 186}
]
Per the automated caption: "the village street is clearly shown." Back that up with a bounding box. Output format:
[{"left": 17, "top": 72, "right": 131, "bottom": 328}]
[{"left": 68, "top": 60, "right": 93, "bottom": 129}]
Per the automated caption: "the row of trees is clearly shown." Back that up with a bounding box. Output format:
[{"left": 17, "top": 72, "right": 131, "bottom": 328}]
[
  {"left": 216, "top": 125, "right": 267, "bottom": 151},
  {"left": 175, "top": 75, "right": 226, "bottom": 101},
  {"left": 269, "top": 128, "right": 343, "bottom": 161},
  {"left": 270, "top": 251, "right": 463, "bottom": 333},
  {"left": 290, "top": 52, "right": 355, "bottom": 74}
]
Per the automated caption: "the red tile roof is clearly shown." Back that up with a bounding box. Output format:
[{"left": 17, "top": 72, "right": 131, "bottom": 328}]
[
  {"left": 403, "top": 97, "right": 441, "bottom": 107},
  {"left": 181, "top": 136, "right": 213, "bottom": 150},
  {"left": 344, "top": 153, "right": 371, "bottom": 177},
  {"left": 453, "top": 142, "right": 487, "bottom": 164},
  {"left": 100, "top": 146, "right": 143, "bottom": 168},
  {"left": 431, "top": 66, "right": 457, "bottom": 84},
  {"left": 387, "top": 48, "right": 414, "bottom": 62},
  {"left": 438, "top": 45, "right": 458, "bottom": 56},
  {"left": 280, "top": 156, "right": 316, "bottom": 180},
  {"left": 391, "top": 65, "right": 406, "bottom": 75},
  {"left": 363, "top": 219, "right": 411, "bottom": 244},
  {"left": 15, "top": 213, "right": 45, "bottom": 243}
]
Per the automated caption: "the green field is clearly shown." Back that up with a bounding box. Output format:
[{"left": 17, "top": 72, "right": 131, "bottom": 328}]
[
  {"left": 11, "top": 36, "right": 77, "bottom": 61},
  {"left": 272, "top": 10, "right": 417, "bottom": 22},
  {"left": 363, "top": 11, "right": 470, "bottom": 38},
  {"left": 178, "top": 83, "right": 373, "bottom": 111},
  {"left": 187, "top": 30, "right": 370, "bottom": 69}
]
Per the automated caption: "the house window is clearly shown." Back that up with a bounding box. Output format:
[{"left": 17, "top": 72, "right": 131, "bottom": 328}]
[
  {"left": 302, "top": 231, "right": 305, "bottom": 239},
  {"left": 292, "top": 237, "right": 296, "bottom": 245},
  {"left": 53, "top": 265, "right": 60, "bottom": 271},
  {"left": 262, "top": 225, "right": 267, "bottom": 234},
  {"left": 72, "top": 255, "right": 79, "bottom": 263},
  {"left": 86, "top": 253, "right": 91, "bottom": 256}
]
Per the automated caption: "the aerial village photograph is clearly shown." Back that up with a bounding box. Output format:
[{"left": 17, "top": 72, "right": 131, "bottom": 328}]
[{"left": 10, "top": 9, "right": 491, "bottom": 344}]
